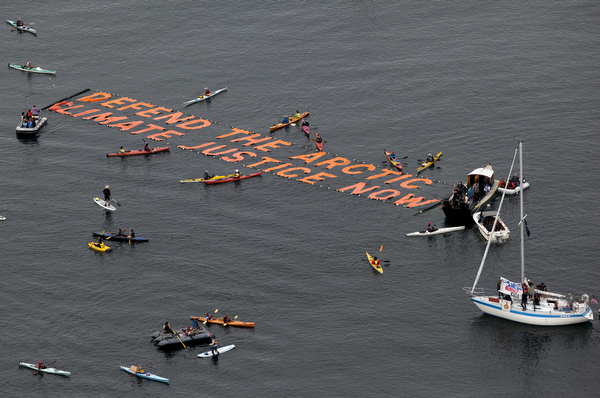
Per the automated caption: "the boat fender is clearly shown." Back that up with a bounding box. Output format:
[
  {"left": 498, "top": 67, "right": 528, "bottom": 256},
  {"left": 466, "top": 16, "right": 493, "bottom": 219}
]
[{"left": 582, "top": 294, "right": 589, "bottom": 303}]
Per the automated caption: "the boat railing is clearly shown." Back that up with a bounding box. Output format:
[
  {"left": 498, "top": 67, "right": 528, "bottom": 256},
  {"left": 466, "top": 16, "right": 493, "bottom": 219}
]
[{"left": 463, "top": 286, "right": 484, "bottom": 296}]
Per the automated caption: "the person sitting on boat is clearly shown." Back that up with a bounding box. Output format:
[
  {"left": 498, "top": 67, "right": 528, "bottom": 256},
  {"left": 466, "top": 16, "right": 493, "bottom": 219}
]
[
  {"left": 426, "top": 223, "right": 437, "bottom": 232},
  {"left": 21, "top": 112, "right": 27, "bottom": 123},
  {"left": 233, "top": 169, "right": 241, "bottom": 179},
  {"left": 206, "top": 312, "right": 213, "bottom": 321},
  {"left": 144, "top": 143, "right": 151, "bottom": 152},
  {"left": 223, "top": 314, "right": 232, "bottom": 323},
  {"left": 536, "top": 282, "right": 547, "bottom": 292},
  {"left": 37, "top": 360, "right": 47, "bottom": 370},
  {"left": 509, "top": 173, "right": 520, "bottom": 188},
  {"left": 28, "top": 119, "right": 36, "bottom": 128},
  {"left": 128, "top": 229, "right": 136, "bottom": 238},
  {"left": 282, "top": 115, "right": 290, "bottom": 124},
  {"left": 103, "top": 185, "right": 111, "bottom": 206},
  {"left": 16, "top": 19, "right": 24, "bottom": 27},
  {"left": 204, "top": 170, "right": 213, "bottom": 180},
  {"left": 192, "top": 318, "right": 199, "bottom": 329},
  {"left": 163, "top": 321, "right": 174, "bottom": 334},
  {"left": 389, "top": 151, "right": 397, "bottom": 161},
  {"left": 315, "top": 133, "right": 323, "bottom": 143},
  {"left": 426, "top": 153, "right": 434, "bottom": 163},
  {"left": 26, "top": 60, "right": 33, "bottom": 69},
  {"left": 31, "top": 105, "right": 39, "bottom": 117},
  {"left": 116, "top": 229, "right": 124, "bottom": 236},
  {"left": 204, "top": 87, "right": 211, "bottom": 96},
  {"left": 26, "top": 109, "right": 33, "bottom": 120},
  {"left": 294, "top": 110, "right": 301, "bottom": 118},
  {"left": 370, "top": 256, "right": 380, "bottom": 266},
  {"left": 301, "top": 119, "right": 309, "bottom": 127},
  {"left": 503, "top": 294, "right": 513, "bottom": 303},
  {"left": 119, "top": 146, "right": 127, "bottom": 154},
  {"left": 95, "top": 237, "right": 105, "bottom": 248}
]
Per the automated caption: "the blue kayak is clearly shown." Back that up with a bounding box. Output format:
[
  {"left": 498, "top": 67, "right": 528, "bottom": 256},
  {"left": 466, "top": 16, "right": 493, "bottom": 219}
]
[{"left": 120, "top": 366, "right": 169, "bottom": 383}]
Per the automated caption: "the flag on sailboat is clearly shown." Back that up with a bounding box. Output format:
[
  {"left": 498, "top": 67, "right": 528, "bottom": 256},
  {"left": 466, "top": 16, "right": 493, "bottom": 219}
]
[{"left": 592, "top": 295, "right": 598, "bottom": 306}]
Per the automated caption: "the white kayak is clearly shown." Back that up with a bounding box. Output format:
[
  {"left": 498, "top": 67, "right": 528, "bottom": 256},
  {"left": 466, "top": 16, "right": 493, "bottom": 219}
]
[
  {"left": 197, "top": 344, "right": 235, "bottom": 357},
  {"left": 498, "top": 181, "right": 530, "bottom": 195},
  {"left": 0, "top": 215, "right": 5, "bottom": 221},
  {"left": 93, "top": 197, "right": 116, "bottom": 211},
  {"left": 19, "top": 361, "right": 71, "bottom": 376},
  {"left": 406, "top": 226, "right": 465, "bottom": 237},
  {"left": 183, "top": 87, "right": 228, "bottom": 106}
]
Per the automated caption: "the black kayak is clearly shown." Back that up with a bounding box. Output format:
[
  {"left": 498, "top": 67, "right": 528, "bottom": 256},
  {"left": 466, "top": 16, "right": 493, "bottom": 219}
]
[
  {"left": 92, "top": 232, "right": 148, "bottom": 243},
  {"left": 150, "top": 327, "right": 212, "bottom": 348}
]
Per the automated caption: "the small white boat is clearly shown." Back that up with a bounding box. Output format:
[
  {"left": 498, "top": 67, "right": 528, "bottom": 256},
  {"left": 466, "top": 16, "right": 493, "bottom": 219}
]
[
  {"left": 19, "top": 362, "right": 71, "bottom": 376},
  {"left": 183, "top": 87, "right": 228, "bottom": 106},
  {"left": 498, "top": 181, "right": 530, "bottom": 195},
  {"left": 473, "top": 207, "right": 510, "bottom": 241},
  {"left": 406, "top": 226, "right": 464, "bottom": 237},
  {"left": 197, "top": 344, "right": 235, "bottom": 357},
  {"left": 16, "top": 117, "right": 46, "bottom": 133}
]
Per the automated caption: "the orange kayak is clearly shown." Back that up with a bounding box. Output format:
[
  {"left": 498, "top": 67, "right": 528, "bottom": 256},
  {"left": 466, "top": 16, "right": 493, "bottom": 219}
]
[{"left": 190, "top": 316, "right": 255, "bottom": 328}]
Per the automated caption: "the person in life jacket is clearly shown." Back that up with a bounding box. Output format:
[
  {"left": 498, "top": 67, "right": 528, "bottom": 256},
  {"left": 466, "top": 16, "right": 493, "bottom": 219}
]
[
  {"left": 294, "top": 110, "right": 301, "bottom": 118},
  {"left": 233, "top": 169, "right": 241, "bottom": 179},
  {"left": 204, "top": 170, "right": 213, "bottom": 180},
  {"left": 144, "top": 143, "right": 151, "bottom": 151},
  {"left": 301, "top": 118, "right": 309, "bottom": 127},
  {"left": 204, "top": 87, "right": 211, "bottom": 96},
  {"left": 281, "top": 115, "right": 289, "bottom": 124},
  {"left": 426, "top": 223, "right": 437, "bottom": 232},
  {"left": 371, "top": 256, "right": 380, "bottom": 266},
  {"left": 315, "top": 133, "right": 323, "bottom": 143},
  {"left": 16, "top": 19, "right": 24, "bottom": 27},
  {"left": 426, "top": 153, "right": 435, "bottom": 163}
]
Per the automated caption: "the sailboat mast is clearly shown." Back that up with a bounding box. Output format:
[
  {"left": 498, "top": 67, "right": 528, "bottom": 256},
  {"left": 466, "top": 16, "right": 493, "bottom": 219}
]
[{"left": 519, "top": 140, "right": 525, "bottom": 283}]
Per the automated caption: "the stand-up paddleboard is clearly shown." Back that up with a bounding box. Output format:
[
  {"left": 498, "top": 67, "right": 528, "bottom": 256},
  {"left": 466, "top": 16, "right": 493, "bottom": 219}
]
[
  {"left": 93, "top": 197, "right": 116, "bottom": 211},
  {"left": 197, "top": 344, "right": 235, "bottom": 357}
]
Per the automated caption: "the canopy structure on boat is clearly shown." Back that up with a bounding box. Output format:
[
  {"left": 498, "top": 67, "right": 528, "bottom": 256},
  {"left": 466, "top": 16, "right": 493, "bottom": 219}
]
[{"left": 467, "top": 164, "right": 494, "bottom": 186}]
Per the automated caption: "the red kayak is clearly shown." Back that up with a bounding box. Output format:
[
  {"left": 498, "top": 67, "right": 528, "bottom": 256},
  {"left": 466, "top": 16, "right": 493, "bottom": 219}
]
[
  {"left": 316, "top": 140, "right": 324, "bottom": 152},
  {"left": 107, "top": 147, "right": 170, "bottom": 157},
  {"left": 203, "top": 171, "right": 263, "bottom": 184}
]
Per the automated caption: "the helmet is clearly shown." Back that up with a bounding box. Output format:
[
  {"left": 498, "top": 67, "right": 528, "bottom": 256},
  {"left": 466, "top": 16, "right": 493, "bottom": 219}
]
[
  {"left": 235, "top": 169, "right": 239, "bottom": 172},
  {"left": 204, "top": 87, "right": 208, "bottom": 89},
  {"left": 428, "top": 153, "right": 432, "bottom": 157}
]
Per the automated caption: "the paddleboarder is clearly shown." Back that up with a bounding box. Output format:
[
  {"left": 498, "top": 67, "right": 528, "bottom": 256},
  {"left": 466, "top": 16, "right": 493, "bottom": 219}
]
[
  {"left": 211, "top": 337, "right": 219, "bottom": 356},
  {"left": 103, "top": 185, "right": 111, "bottom": 206}
]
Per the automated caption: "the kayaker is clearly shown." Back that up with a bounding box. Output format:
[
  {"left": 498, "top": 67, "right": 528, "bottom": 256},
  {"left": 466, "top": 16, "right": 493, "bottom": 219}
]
[
  {"left": 301, "top": 119, "right": 309, "bottom": 127},
  {"left": 204, "top": 87, "right": 211, "bottom": 95},
  {"left": 223, "top": 314, "right": 231, "bottom": 323},
  {"left": 294, "top": 110, "right": 301, "bottom": 118},
  {"left": 371, "top": 256, "right": 380, "bottom": 266},
  {"left": 203, "top": 170, "right": 213, "bottom": 180},
  {"left": 206, "top": 312, "right": 213, "bottom": 321},
  {"left": 233, "top": 169, "right": 241, "bottom": 179},
  {"left": 103, "top": 185, "right": 111, "bottom": 206},
  {"left": 389, "top": 151, "right": 397, "bottom": 161},
  {"left": 116, "top": 229, "right": 124, "bottom": 236},
  {"left": 426, "top": 223, "right": 437, "bottom": 232},
  {"left": 426, "top": 153, "right": 434, "bottom": 163},
  {"left": 128, "top": 229, "right": 136, "bottom": 238},
  {"left": 119, "top": 146, "right": 127, "bottom": 154},
  {"left": 211, "top": 337, "right": 219, "bottom": 356},
  {"left": 163, "top": 321, "right": 174, "bottom": 334},
  {"left": 144, "top": 143, "right": 151, "bottom": 152},
  {"left": 26, "top": 60, "right": 33, "bottom": 69},
  {"left": 16, "top": 19, "right": 24, "bottom": 27},
  {"left": 37, "top": 360, "right": 47, "bottom": 370},
  {"left": 315, "top": 133, "right": 323, "bottom": 143},
  {"left": 282, "top": 115, "right": 289, "bottom": 124},
  {"left": 31, "top": 105, "right": 39, "bottom": 117}
]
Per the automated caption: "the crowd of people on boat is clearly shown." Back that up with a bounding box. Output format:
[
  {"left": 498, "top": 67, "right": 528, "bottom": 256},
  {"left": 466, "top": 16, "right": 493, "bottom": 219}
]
[
  {"left": 20, "top": 105, "right": 39, "bottom": 128},
  {"left": 449, "top": 176, "right": 491, "bottom": 209}
]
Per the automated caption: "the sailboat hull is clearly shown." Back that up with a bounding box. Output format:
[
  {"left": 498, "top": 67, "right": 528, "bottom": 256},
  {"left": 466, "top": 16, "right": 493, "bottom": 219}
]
[{"left": 471, "top": 296, "right": 593, "bottom": 326}]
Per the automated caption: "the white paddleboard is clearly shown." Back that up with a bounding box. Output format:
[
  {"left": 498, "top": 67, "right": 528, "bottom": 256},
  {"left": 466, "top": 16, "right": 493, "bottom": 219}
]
[
  {"left": 197, "top": 344, "right": 235, "bottom": 357},
  {"left": 93, "top": 197, "right": 116, "bottom": 211}
]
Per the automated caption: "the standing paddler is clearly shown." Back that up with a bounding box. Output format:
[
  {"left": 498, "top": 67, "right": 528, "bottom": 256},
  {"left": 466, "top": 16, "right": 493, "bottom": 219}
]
[{"left": 103, "top": 185, "right": 111, "bottom": 207}]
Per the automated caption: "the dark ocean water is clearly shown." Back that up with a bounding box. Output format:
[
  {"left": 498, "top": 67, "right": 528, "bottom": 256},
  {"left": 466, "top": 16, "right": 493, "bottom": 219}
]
[{"left": 1, "top": 1, "right": 600, "bottom": 397}]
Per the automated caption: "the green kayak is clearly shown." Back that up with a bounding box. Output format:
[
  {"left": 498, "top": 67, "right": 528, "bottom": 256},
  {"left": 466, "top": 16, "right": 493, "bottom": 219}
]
[{"left": 8, "top": 63, "right": 56, "bottom": 74}]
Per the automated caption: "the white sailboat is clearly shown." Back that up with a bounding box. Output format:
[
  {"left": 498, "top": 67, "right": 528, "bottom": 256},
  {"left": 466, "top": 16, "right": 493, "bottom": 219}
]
[{"left": 466, "top": 140, "right": 593, "bottom": 326}]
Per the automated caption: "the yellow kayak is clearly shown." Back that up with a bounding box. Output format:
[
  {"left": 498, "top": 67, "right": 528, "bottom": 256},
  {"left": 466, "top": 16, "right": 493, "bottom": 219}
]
[
  {"left": 417, "top": 151, "right": 442, "bottom": 172},
  {"left": 179, "top": 174, "right": 233, "bottom": 183},
  {"left": 366, "top": 252, "right": 383, "bottom": 274},
  {"left": 88, "top": 242, "right": 112, "bottom": 252}
]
